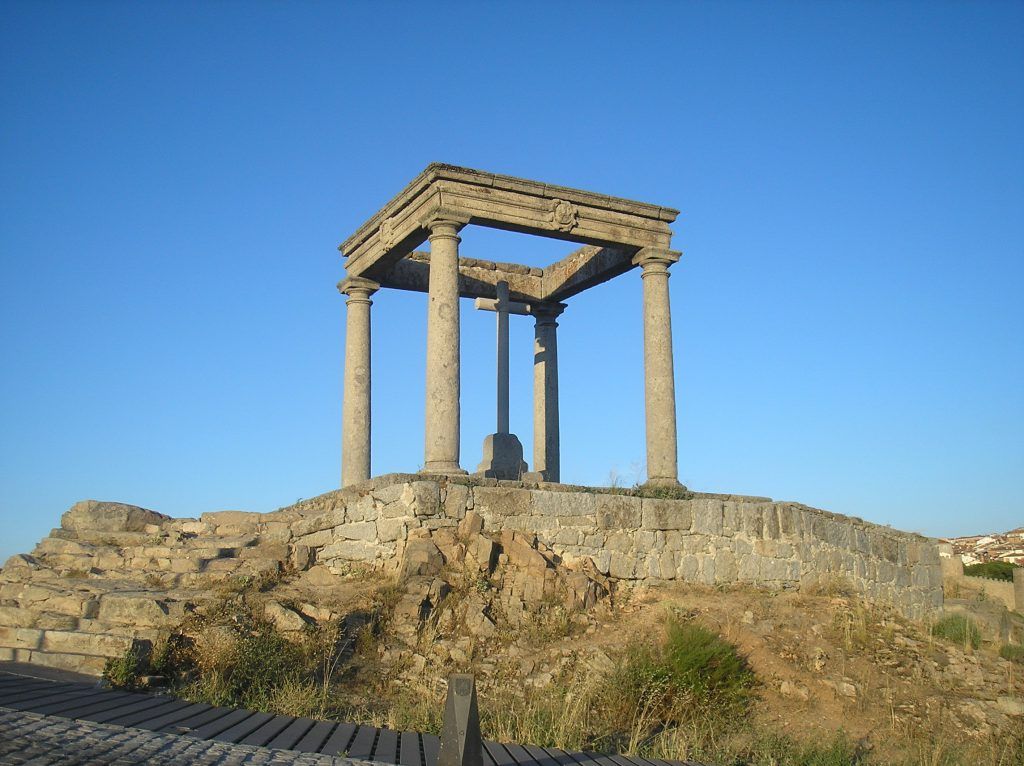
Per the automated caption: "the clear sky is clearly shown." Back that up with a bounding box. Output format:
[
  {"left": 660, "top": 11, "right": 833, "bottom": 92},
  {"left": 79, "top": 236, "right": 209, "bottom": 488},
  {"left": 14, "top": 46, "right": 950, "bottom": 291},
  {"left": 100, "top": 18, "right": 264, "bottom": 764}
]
[{"left": 1, "top": 1, "right": 1022, "bottom": 564}]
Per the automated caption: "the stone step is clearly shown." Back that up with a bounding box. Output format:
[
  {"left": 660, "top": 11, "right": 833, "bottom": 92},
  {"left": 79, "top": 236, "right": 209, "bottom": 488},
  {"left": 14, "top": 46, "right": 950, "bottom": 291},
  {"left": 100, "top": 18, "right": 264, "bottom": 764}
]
[
  {"left": 1, "top": 646, "right": 108, "bottom": 676},
  {"left": 0, "top": 626, "right": 140, "bottom": 659}
]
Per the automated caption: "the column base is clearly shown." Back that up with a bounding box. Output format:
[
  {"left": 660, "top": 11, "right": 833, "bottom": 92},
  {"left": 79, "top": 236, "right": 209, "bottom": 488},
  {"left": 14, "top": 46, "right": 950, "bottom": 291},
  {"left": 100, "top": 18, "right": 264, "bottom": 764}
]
[
  {"left": 644, "top": 477, "right": 687, "bottom": 489},
  {"left": 420, "top": 463, "right": 468, "bottom": 476}
]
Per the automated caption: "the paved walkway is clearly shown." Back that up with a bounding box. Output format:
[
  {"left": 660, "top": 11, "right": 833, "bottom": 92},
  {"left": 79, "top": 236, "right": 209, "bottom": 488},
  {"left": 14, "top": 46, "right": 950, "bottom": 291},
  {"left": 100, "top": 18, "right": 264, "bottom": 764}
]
[{"left": 0, "top": 708, "right": 362, "bottom": 766}]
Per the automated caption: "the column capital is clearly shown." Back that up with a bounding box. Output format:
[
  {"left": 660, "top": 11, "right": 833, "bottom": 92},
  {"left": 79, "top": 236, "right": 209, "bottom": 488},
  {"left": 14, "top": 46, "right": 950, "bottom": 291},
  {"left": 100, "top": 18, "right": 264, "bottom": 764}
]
[
  {"left": 632, "top": 247, "right": 682, "bottom": 272},
  {"left": 338, "top": 276, "right": 380, "bottom": 303},
  {"left": 530, "top": 301, "right": 567, "bottom": 324},
  {"left": 421, "top": 207, "right": 470, "bottom": 237}
]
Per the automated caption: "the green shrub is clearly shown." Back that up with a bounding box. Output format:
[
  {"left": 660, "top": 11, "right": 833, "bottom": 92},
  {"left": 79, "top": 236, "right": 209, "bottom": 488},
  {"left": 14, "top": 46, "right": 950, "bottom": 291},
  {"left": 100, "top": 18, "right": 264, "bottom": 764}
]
[
  {"left": 999, "top": 643, "right": 1024, "bottom": 664},
  {"left": 102, "top": 648, "right": 143, "bottom": 691},
  {"left": 963, "top": 562, "right": 1018, "bottom": 582},
  {"left": 614, "top": 616, "right": 756, "bottom": 721},
  {"left": 931, "top": 614, "right": 981, "bottom": 649}
]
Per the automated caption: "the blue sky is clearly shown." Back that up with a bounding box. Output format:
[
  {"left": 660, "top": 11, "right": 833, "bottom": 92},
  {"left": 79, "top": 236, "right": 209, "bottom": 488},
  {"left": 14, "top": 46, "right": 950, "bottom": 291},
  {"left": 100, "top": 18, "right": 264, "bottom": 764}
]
[{"left": 1, "top": 1, "right": 1021, "bottom": 563}]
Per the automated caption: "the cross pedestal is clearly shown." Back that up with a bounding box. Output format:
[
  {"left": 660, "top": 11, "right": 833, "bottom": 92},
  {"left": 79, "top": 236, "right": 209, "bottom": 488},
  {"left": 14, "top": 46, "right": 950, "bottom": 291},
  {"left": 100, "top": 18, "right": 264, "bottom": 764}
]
[{"left": 474, "top": 281, "right": 530, "bottom": 480}]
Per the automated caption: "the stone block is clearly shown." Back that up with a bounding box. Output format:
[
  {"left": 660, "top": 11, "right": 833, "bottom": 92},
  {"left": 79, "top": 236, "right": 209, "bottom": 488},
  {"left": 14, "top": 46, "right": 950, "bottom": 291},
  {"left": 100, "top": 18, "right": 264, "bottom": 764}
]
[
  {"left": 739, "top": 505, "right": 764, "bottom": 538},
  {"left": 0, "top": 606, "right": 37, "bottom": 628},
  {"left": 320, "top": 540, "right": 379, "bottom": 562},
  {"left": 692, "top": 499, "right": 724, "bottom": 535},
  {"left": 377, "top": 517, "right": 409, "bottom": 542},
  {"left": 335, "top": 521, "right": 378, "bottom": 542},
  {"left": 97, "top": 596, "right": 171, "bottom": 627},
  {"left": 41, "top": 629, "right": 133, "bottom": 658},
  {"left": 608, "top": 552, "right": 637, "bottom": 579},
  {"left": 0, "top": 627, "right": 43, "bottom": 649},
  {"left": 403, "top": 482, "right": 441, "bottom": 517},
  {"left": 295, "top": 530, "right": 333, "bottom": 548},
  {"left": 532, "top": 490, "right": 594, "bottom": 518},
  {"left": 61, "top": 501, "right": 169, "bottom": 534},
  {"left": 443, "top": 484, "right": 470, "bottom": 519},
  {"left": 200, "top": 511, "right": 263, "bottom": 527},
  {"left": 604, "top": 531, "right": 635, "bottom": 554},
  {"left": 239, "top": 544, "right": 288, "bottom": 561},
  {"left": 260, "top": 522, "right": 293, "bottom": 544},
  {"left": 35, "top": 613, "right": 78, "bottom": 631},
  {"left": 345, "top": 494, "right": 377, "bottom": 522},
  {"left": 373, "top": 483, "right": 406, "bottom": 505},
  {"left": 678, "top": 554, "right": 699, "bottom": 580},
  {"left": 292, "top": 510, "right": 344, "bottom": 538},
  {"left": 641, "top": 498, "right": 692, "bottom": 530},
  {"left": 722, "top": 502, "right": 739, "bottom": 535},
  {"left": 473, "top": 487, "right": 532, "bottom": 517},
  {"left": 595, "top": 494, "right": 642, "bottom": 529}
]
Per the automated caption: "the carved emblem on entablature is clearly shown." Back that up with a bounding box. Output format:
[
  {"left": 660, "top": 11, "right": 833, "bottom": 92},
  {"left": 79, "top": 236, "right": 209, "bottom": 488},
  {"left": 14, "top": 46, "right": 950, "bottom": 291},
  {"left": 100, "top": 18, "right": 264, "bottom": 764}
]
[
  {"left": 378, "top": 217, "right": 398, "bottom": 249},
  {"left": 548, "top": 199, "right": 579, "bottom": 232}
]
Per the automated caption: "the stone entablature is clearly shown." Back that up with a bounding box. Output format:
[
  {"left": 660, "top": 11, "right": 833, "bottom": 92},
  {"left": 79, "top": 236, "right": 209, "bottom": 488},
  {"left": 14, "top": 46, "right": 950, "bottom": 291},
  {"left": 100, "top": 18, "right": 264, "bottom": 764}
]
[{"left": 340, "top": 164, "right": 678, "bottom": 284}]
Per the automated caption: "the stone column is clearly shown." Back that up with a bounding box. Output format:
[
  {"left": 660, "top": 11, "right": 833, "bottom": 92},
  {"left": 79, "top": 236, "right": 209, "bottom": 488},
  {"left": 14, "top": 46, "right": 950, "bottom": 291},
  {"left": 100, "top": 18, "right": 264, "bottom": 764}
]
[
  {"left": 339, "top": 276, "right": 379, "bottom": 487},
  {"left": 633, "top": 248, "right": 682, "bottom": 487},
  {"left": 532, "top": 302, "right": 565, "bottom": 482},
  {"left": 422, "top": 215, "right": 467, "bottom": 474}
]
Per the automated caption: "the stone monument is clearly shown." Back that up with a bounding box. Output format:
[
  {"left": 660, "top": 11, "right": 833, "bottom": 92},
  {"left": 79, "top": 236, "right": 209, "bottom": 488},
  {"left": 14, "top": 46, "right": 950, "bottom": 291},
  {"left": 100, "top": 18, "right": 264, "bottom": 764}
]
[
  {"left": 337, "top": 164, "right": 682, "bottom": 487},
  {"left": 473, "top": 280, "right": 529, "bottom": 480}
]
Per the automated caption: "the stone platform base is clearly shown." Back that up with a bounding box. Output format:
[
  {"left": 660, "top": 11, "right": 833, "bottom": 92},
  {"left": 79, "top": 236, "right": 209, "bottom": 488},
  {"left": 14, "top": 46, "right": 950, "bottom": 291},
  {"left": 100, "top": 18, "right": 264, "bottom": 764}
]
[{"left": 0, "top": 476, "right": 944, "bottom": 676}]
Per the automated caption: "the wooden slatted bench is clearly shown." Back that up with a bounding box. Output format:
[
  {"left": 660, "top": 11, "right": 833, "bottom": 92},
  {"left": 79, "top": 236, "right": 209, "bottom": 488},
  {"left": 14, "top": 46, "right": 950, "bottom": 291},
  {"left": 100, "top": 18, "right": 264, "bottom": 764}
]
[{"left": 0, "top": 668, "right": 699, "bottom": 766}]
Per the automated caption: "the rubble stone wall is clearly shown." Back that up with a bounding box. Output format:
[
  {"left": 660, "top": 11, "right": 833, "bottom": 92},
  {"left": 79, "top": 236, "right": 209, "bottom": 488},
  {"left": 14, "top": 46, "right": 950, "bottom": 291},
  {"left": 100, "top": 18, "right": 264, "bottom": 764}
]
[{"left": 291, "top": 474, "right": 943, "bottom": 620}]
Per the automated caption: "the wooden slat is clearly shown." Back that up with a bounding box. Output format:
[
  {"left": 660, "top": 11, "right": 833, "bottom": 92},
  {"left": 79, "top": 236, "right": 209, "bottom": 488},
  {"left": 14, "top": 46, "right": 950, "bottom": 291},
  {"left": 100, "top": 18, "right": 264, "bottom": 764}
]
[
  {"left": 505, "top": 742, "right": 542, "bottom": 766},
  {"left": 100, "top": 698, "right": 194, "bottom": 727},
  {"left": 375, "top": 728, "right": 399, "bottom": 763},
  {"left": 84, "top": 695, "right": 178, "bottom": 724},
  {"left": 136, "top": 702, "right": 211, "bottom": 732},
  {"left": 348, "top": 724, "right": 379, "bottom": 759},
  {"left": 212, "top": 711, "right": 276, "bottom": 742},
  {"left": 523, "top": 745, "right": 562, "bottom": 766},
  {"left": 481, "top": 743, "right": 497, "bottom": 766},
  {"left": 321, "top": 722, "right": 357, "bottom": 755},
  {"left": 0, "top": 683, "right": 81, "bottom": 704},
  {"left": 581, "top": 752, "right": 624, "bottom": 766},
  {"left": 158, "top": 704, "right": 234, "bottom": 732},
  {"left": 0, "top": 682, "right": 92, "bottom": 704},
  {"left": 0, "top": 678, "right": 64, "bottom": 694},
  {"left": 239, "top": 714, "right": 298, "bottom": 746},
  {"left": 264, "top": 716, "right": 316, "bottom": 750},
  {"left": 13, "top": 689, "right": 118, "bottom": 713},
  {"left": 399, "top": 731, "right": 422, "bottom": 766},
  {"left": 422, "top": 733, "right": 440, "bottom": 766},
  {"left": 47, "top": 693, "right": 150, "bottom": 719},
  {"left": 294, "top": 720, "right": 337, "bottom": 753},
  {"left": 191, "top": 708, "right": 258, "bottom": 739},
  {"left": 485, "top": 741, "right": 518, "bottom": 766},
  {"left": 541, "top": 748, "right": 580, "bottom": 766}
]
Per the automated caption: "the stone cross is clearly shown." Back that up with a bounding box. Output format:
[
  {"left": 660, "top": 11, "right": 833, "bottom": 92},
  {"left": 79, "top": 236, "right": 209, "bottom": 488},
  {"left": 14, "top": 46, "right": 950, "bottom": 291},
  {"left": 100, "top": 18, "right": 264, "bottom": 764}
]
[
  {"left": 473, "top": 281, "right": 530, "bottom": 479},
  {"left": 474, "top": 281, "right": 530, "bottom": 434}
]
